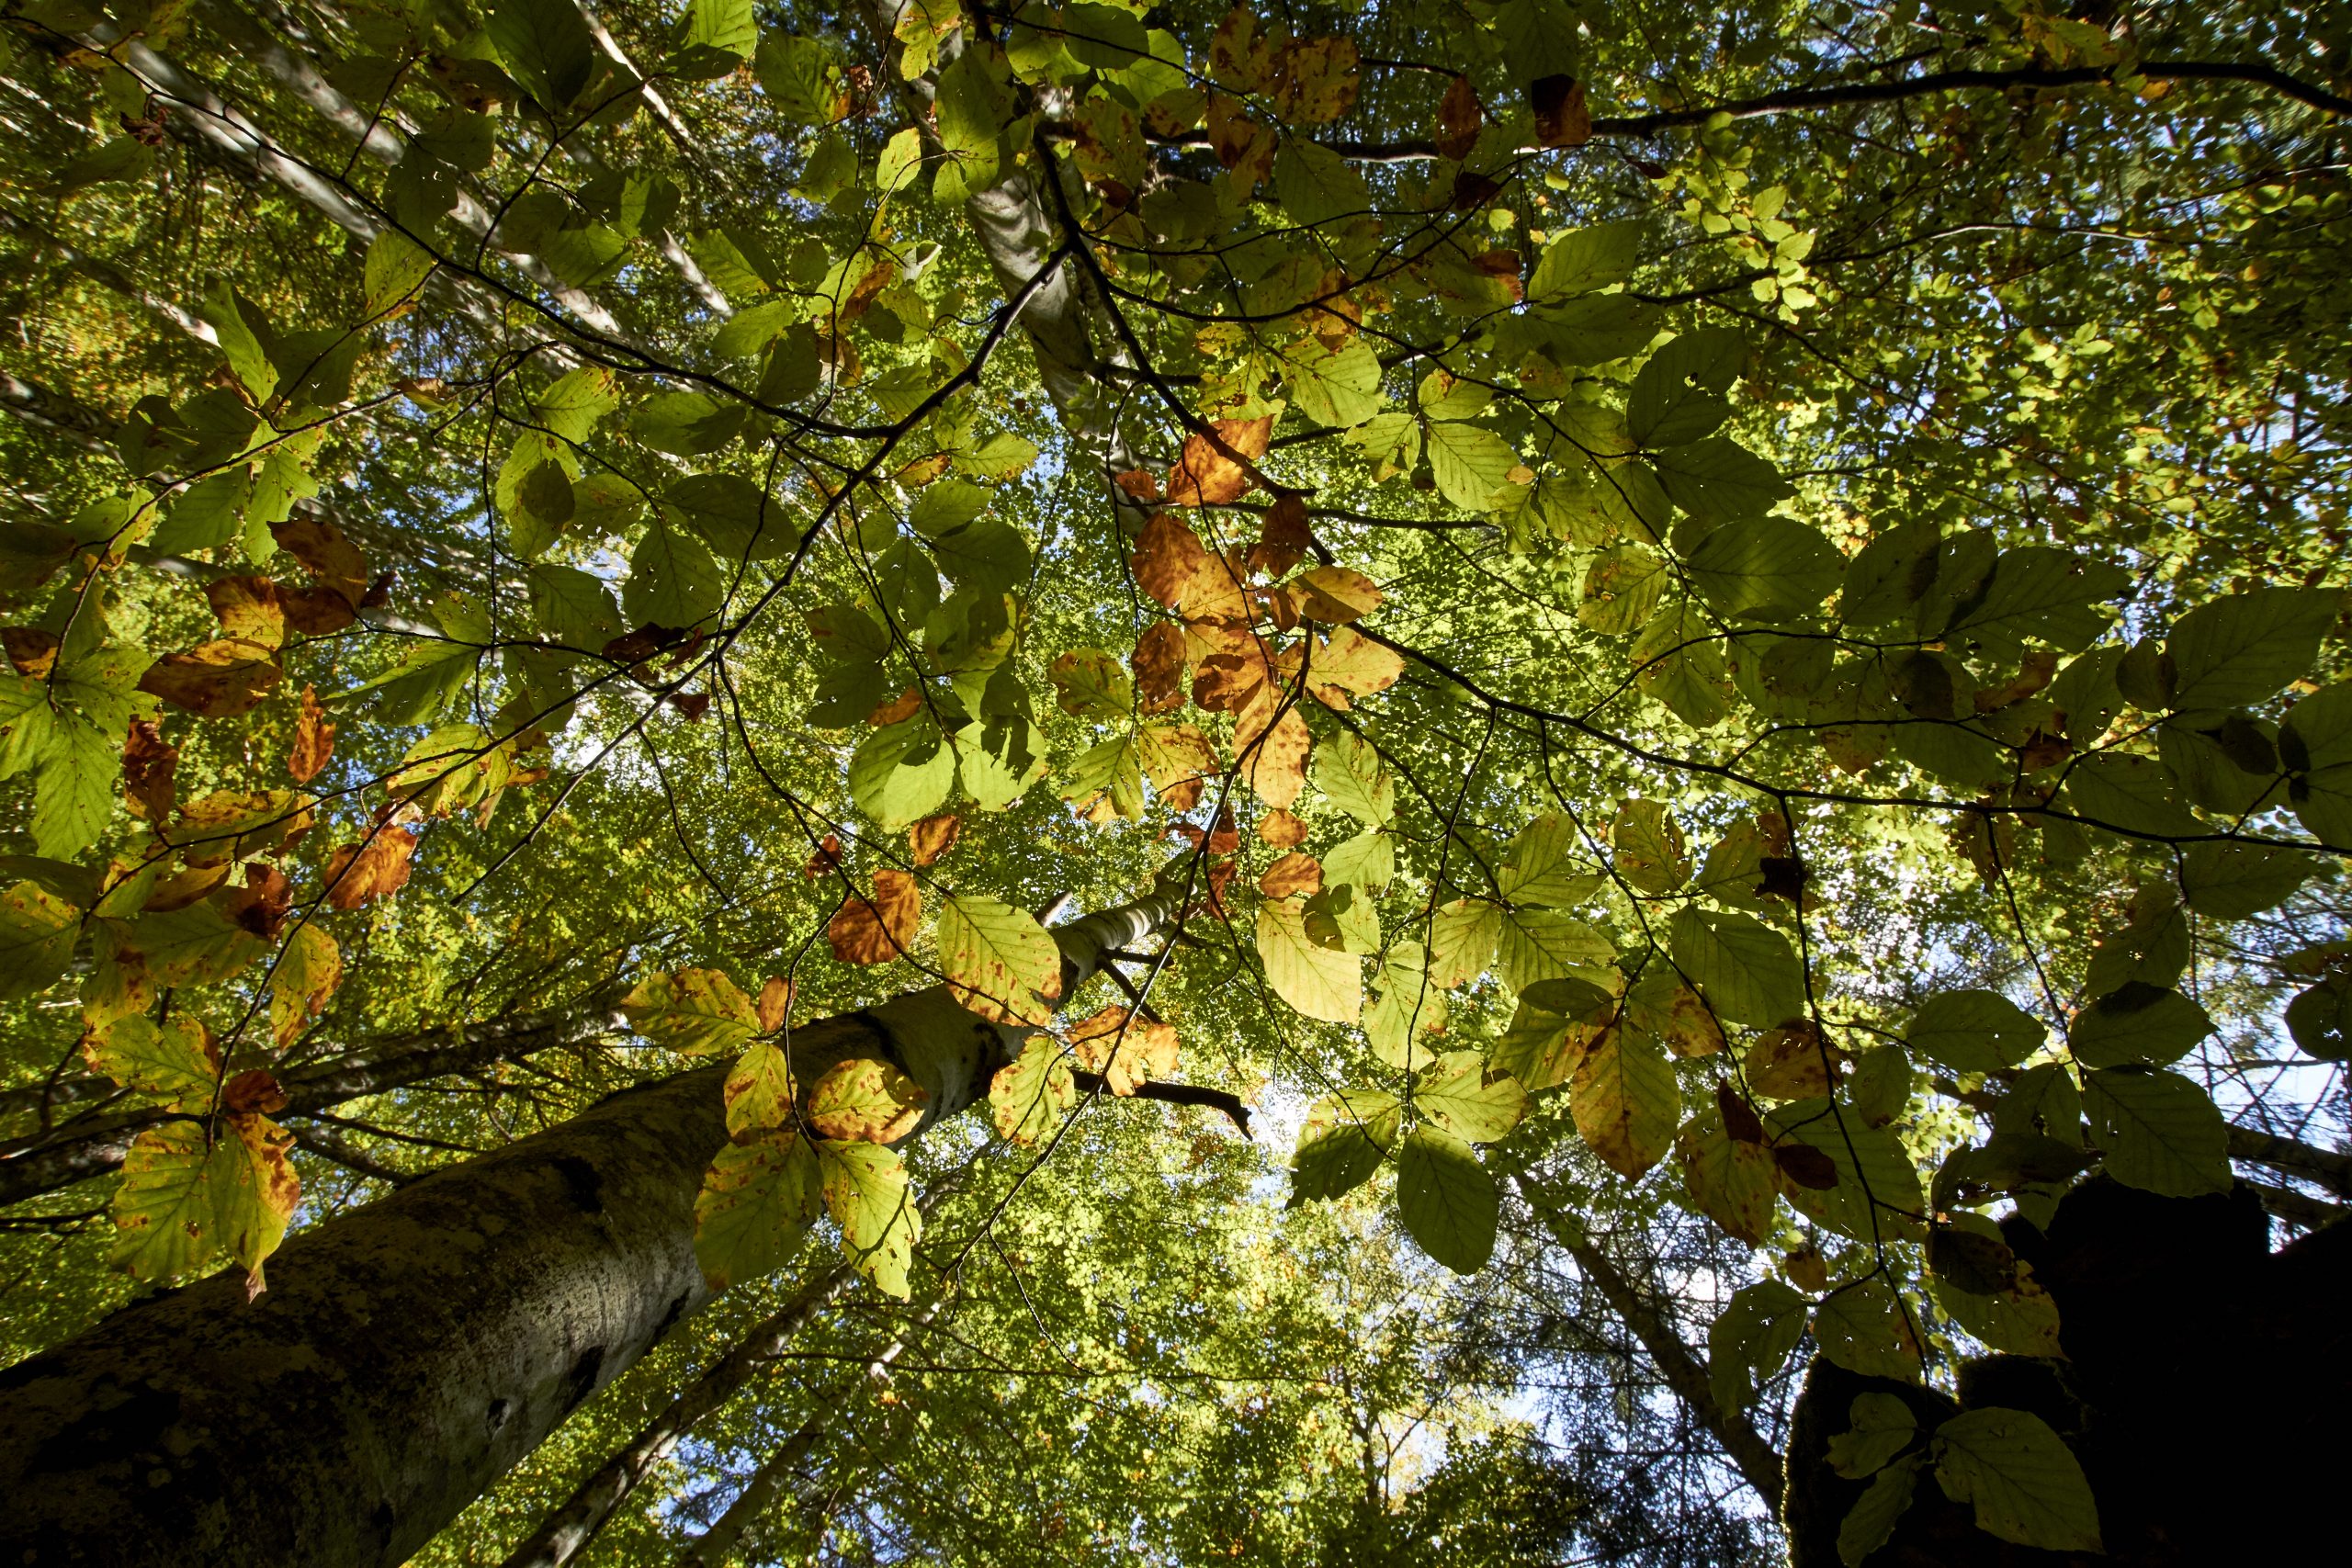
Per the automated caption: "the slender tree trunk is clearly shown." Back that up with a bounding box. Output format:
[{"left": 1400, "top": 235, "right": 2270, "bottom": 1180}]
[
  {"left": 1510, "top": 1177, "right": 1786, "bottom": 1504},
  {"left": 0, "top": 897, "right": 1171, "bottom": 1567}
]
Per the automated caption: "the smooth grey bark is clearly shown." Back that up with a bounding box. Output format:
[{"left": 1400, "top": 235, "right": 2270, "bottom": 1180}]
[
  {"left": 0, "top": 994, "right": 634, "bottom": 1209},
  {"left": 0, "top": 896, "right": 1173, "bottom": 1568}
]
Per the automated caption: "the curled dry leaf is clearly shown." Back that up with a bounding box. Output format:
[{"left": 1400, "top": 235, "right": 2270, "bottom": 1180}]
[
  {"left": 755, "top": 976, "right": 794, "bottom": 1033},
  {"left": 1068, "top": 1005, "right": 1180, "bottom": 1096},
  {"left": 289, "top": 683, "right": 334, "bottom": 784},
  {"left": 1165, "top": 416, "right": 1272, "bottom": 508},
  {"left": 1250, "top": 492, "right": 1315, "bottom": 577},
  {"left": 322, "top": 826, "right": 418, "bottom": 911},
  {"left": 1435, "top": 73, "right": 1482, "bottom": 161},
  {"left": 1259, "top": 852, "right": 1324, "bottom": 899},
  {"left": 1132, "top": 513, "right": 1211, "bottom": 608},
  {"left": 122, "top": 718, "right": 178, "bottom": 820},
  {"left": 909, "top": 812, "right": 960, "bottom": 867},
  {"left": 1132, "top": 621, "right": 1189, "bottom": 714},
  {"left": 801, "top": 833, "right": 843, "bottom": 879},
  {"left": 826, "top": 868, "right": 922, "bottom": 964},
  {"left": 221, "top": 1068, "right": 288, "bottom": 1116}
]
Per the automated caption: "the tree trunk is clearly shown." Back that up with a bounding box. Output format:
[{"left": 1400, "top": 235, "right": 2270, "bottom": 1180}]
[{"left": 0, "top": 897, "right": 1171, "bottom": 1567}]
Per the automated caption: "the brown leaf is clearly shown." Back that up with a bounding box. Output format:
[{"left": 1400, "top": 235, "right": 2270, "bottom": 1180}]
[
  {"left": 1250, "top": 492, "right": 1315, "bottom": 577},
  {"left": 1435, "top": 74, "right": 1483, "bottom": 162},
  {"left": 270, "top": 514, "right": 370, "bottom": 606},
  {"left": 218, "top": 863, "right": 294, "bottom": 939},
  {"left": 1717, "top": 1081, "right": 1767, "bottom": 1143},
  {"left": 1132, "top": 621, "right": 1189, "bottom": 714},
  {"left": 866, "top": 687, "right": 923, "bottom": 727},
  {"left": 203, "top": 577, "right": 288, "bottom": 650},
  {"left": 895, "top": 453, "right": 952, "bottom": 487},
  {"left": 289, "top": 684, "right": 335, "bottom": 784},
  {"left": 1773, "top": 1141, "right": 1839, "bottom": 1190},
  {"left": 1530, "top": 74, "right": 1590, "bottom": 149},
  {"left": 826, "top": 868, "right": 921, "bottom": 964},
  {"left": 1131, "top": 513, "right": 1211, "bottom": 609},
  {"left": 322, "top": 827, "right": 418, "bottom": 911},
  {"left": 1973, "top": 649, "right": 2062, "bottom": 714},
  {"left": 1449, "top": 172, "right": 1503, "bottom": 211},
  {"left": 1258, "top": 808, "right": 1307, "bottom": 848},
  {"left": 123, "top": 719, "right": 178, "bottom": 820},
  {"left": 801, "top": 833, "right": 843, "bottom": 879},
  {"left": 1114, "top": 468, "right": 1163, "bottom": 502},
  {"left": 1271, "top": 36, "right": 1359, "bottom": 123},
  {"left": 1067, "top": 1005, "right": 1180, "bottom": 1096},
  {"left": 909, "top": 812, "right": 960, "bottom": 867},
  {"left": 669, "top": 691, "right": 713, "bottom": 722},
  {"left": 3, "top": 626, "right": 59, "bottom": 677},
  {"left": 138, "top": 641, "right": 283, "bottom": 717},
  {"left": 1745, "top": 1021, "right": 1844, "bottom": 1101},
  {"left": 222, "top": 1067, "right": 288, "bottom": 1116},
  {"left": 1206, "top": 807, "right": 1241, "bottom": 858},
  {"left": 1165, "top": 416, "right": 1272, "bottom": 508},
  {"left": 1258, "top": 852, "right": 1323, "bottom": 899},
  {"left": 756, "top": 976, "right": 795, "bottom": 1033}
]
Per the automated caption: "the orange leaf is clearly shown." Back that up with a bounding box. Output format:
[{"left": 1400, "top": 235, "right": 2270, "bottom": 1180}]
[
  {"left": 222, "top": 1068, "right": 288, "bottom": 1116},
  {"left": 1250, "top": 493, "right": 1315, "bottom": 577},
  {"left": 1165, "top": 416, "right": 1272, "bottom": 508},
  {"left": 867, "top": 687, "right": 923, "bottom": 726},
  {"left": 1258, "top": 852, "right": 1323, "bottom": 898},
  {"left": 826, "top": 868, "right": 921, "bottom": 964},
  {"left": 123, "top": 718, "right": 178, "bottom": 820},
  {"left": 322, "top": 826, "right": 418, "bottom": 911},
  {"left": 1133, "top": 622, "right": 1189, "bottom": 714},
  {"left": 1435, "top": 74, "right": 1482, "bottom": 162},
  {"left": 1067, "top": 1005, "right": 1180, "bottom": 1096},
  {"left": 289, "top": 683, "right": 335, "bottom": 784},
  {"left": 279, "top": 584, "right": 359, "bottom": 636},
  {"left": 218, "top": 863, "right": 294, "bottom": 938},
  {"left": 1131, "top": 513, "right": 1210, "bottom": 608},
  {"left": 801, "top": 834, "right": 843, "bottom": 879},
  {"left": 270, "top": 514, "right": 370, "bottom": 606},
  {"left": 909, "top": 813, "right": 960, "bottom": 867},
  {"left": 1258, "top": 808, "right": 1307, "bottom": 848},
  {"left": 138, "top": 640, "right": 282, "bottom": 717},
  {"left": 1114, "top": 468, "right": 1162, "bottom": 501},
  {"left": 756, "top": 976, "right": 795, "bottom": 1033},
  {"left": 3, "top": 626, "right": 58, "bottom": 677},
  {"left": 1238, "top": 705, "right": 1311, "bottom": 810}
]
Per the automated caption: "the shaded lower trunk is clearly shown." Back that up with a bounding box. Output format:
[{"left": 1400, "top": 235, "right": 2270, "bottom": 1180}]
[{"left": 0, "top": 897, "right": 1171, "bottom": 1567}]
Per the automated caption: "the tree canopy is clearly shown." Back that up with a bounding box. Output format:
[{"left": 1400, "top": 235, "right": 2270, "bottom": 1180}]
[{"left": 2, "top": 0, "right": 2347, "bottom": 1562}]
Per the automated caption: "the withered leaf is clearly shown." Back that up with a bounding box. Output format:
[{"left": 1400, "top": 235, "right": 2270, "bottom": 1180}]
[
  {"left": 1131, "top": 513, "right": 1211, "bottom": 608},
  {"left": 909, "top": 812, "right": 960, "bottom": 867},
  {"left": 270, "top": 513, "right": 370, "bottom": 606},
  {"left": 755, "top": 976, "right": 794, "bottom": 1033},
  {"left": 1258, "top": 852, "right": 1323, "bottom": 899},
  {"left": 1165, "top": 416, "right": 1272, "bottom": 508},
  {"left": 221, "top": 1067, "right": 288, "bottom": 1116},
  {"left": 322, "top": 826, "right": 418, "bottom": 911},
  {"left": 289, "top": 683, "right": 334, "bottom": 784},
  {"left": 826, "top": 868, "right": 921, "bottom": 964},
  {"left": 203, "top": 577, "right": 288, "bottom": 650},
  {"left": 138, "top": 641, "right": 283, "bottom": 717},
  {"left": 1250, "top": 493, "right": 1315, "bottom": 577},
  {"left": 123, "top": 719, "right": 178, "bottom": 820},
  {"left": 1258, "top": 808, "right": 1307, "bottom": 848},
  {"left": 1530, "top": 74, "right": 1590, "bottom": 149},
  {"left": 1435, "top": 74, "right": 1482, "bottom": 162},
  {"left": 1067, "top": 1005, "right": 1180, "bottom": 1097},
  {"left": 1133, "top": 621, "right": 1189, "bottom": 714}
]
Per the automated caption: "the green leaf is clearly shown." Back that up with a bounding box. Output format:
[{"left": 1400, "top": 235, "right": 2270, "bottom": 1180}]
[
  {"left": 109, "top": 1122, "right": 220, "bottom": 1281},
  {"left": 1528, "top": 219, "right": 1643, "bottom": 301},
  {"left": 1766, "top": 1097, "right": 1928, "bottom": 1242},
  {"left": 488, "top": 0, "right": 599, "bottom": 108},
  {"left": 1814, "top": 1278, "right": 1923, "bottom": 1381},
  {"left": 694, "top": 1127, "right": 820, "bottom": 1291},
  {"left": 1289, "top": 1089, "right": 1399, "bottom": 1205},
  {"left": 2166, "top": 586, "right": 2337, "bottom": 712},
  {"left": 1933, "top": 1407, "right": 2103, "bottom": 1553},
  {"left": 1271, "top": 140, "right": 1372, "bottom": 227},
  {"left": 951, "top": 715, "right": 1048, "bottom": 811},
  {"left": 0, "top": 879, "right": 79, "bottom": 1001},
  {"left": 937, "top": 893, "right": 1061, "bottom": 1024},
  {"left": 989, "top": 1033, "right": 1075, "bottom": 1145},
  {"left": 1256, "top": 894, "right": 1361, "bottom": 1023},
  {"left": 1424, "top": 421, "right": 1521, "bottom": 513},
  {"left": 1495, "top": 907, "right": 1611, "bottom": 993},
  {"left": 362, "top": 229, "right": 435, "bottom": 320},
  {"left": 1668, "top": 908, "right": 1803, "bottom": 1026},
  {"left": 1578, "top": 546, "right": 1668, "bottom": 635},
  {"left": 1324, "top": 831, "right": 1396, "bottom": 891},
  {"left": 622, "top": 967, "right": 761, "bottom": 1055},
  {"left": 624, "top": 522, "right": 727, "bottom": 629},
  {"left": 1282, "top": 335, "right": 1384, "bottom": 428},
  {"left": 1683, "top": 516, "right": 1842, "bottom": 620},
  {"left": 1499, "top": 813, "right": 1600, "bottom": 906},
  {"left": 1570, "top": 1028, "right": 1678, "bottom": 1178},
  {"left": 1838, "top": 1456, "right": 1922, "bottom": 1568},
  {"left": 1313, "top": 731, "right": 1394, "bottom": 826},
  {"left": 818, "top": 1140, "right": 920, "bottom": 1299},
  {"left": 1418, "top": 1052, "right": 1527, "bottom": 1143},
  {"left": 723, "top": 1043, "right": 797, "bottom": 1138},
  {"left": 1827, "top": 1392, "right": 1919, "bottom": 1480},
  {"left": 1677, "top": 1106, "right": 1778, "bottom": 1243},
  {"left": 1626, "top": 328, "right": 1741, "bottom": 447},
  {"left": 686, "top": 0, "right": 756, "bottom": 62},
  {"left": 32, "top": 712, "right": 120, "bottom": 860},
  {"left": 851, "top": 716, "right": 957, "bottom": 829},
  {"left": 2084, "top": 1066, "right": 2229, "bottom": 1196},
  {"left": 1426, "top": 897, "right": 1502, "bottom": 989},
  {"left": 1709, "top": 1279, "right": 1809, "bottom": 1414},
  {"left": 1905, "top": 989, "right": 2046, "bottom": 1074},
  {"left": 1610, "top": 798, "right": 1689, "bottom": 894},
  {"left": 2068, "top": 982, "right": 2213, "bottom": 1068},
  {"left": 85, "top": 1015, "right": 219, "bottom": 1110},
  {"left": 1652, "top": 438, "right": 1791, "bottom": 526},
  {"left": 528, "top": 563, "right": 624, "bottom": 650},
  {"left": 2285, "top": 976, "right": 2352, "bottom": 1061},
  {"left": 755, "top": 32, "right": 839, "bottom": 123},
  {"left": 2064, "top": 751, "right": 2202, "bottom": 840},
  {"left": 2181, "top": 840, "right": 2315, "bottom": 919},
  {"left": 1395, "top": 1126, "right": 1497, "bottom": 1273}
]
